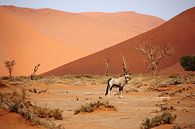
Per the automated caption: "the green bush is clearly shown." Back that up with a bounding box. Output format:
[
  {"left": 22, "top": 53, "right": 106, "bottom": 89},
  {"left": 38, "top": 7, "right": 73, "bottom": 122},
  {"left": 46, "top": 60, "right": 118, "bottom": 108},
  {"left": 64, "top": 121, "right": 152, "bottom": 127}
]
[{"left": 180, "top": 56, "right": 195, "bottom": 71}]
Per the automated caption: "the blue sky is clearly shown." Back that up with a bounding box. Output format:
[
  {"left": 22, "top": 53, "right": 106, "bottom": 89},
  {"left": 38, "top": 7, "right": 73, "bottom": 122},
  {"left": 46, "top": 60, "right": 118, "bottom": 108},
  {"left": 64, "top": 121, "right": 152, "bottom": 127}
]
[{"left": 0, "top": 0, "right": 195, "bottom": 20}]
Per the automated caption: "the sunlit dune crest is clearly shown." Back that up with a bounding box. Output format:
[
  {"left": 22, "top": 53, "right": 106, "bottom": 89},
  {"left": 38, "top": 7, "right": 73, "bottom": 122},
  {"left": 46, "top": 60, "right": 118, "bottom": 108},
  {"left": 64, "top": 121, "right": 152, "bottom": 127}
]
[{"left": 0, "top": 5, "right": 164, "bottom": 76}]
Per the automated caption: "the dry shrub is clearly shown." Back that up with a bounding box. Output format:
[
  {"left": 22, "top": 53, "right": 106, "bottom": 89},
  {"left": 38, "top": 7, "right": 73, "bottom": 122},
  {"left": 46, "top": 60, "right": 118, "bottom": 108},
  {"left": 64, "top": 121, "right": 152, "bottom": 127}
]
[
  {"left": 28, "top": 88, "right": 47, "bottom": 94},
  {"left": 160, "top": 74, "right": 195, "bottom": 86},
  {"left": 140, "top": 112, "right": 177, "bottom": 129},
  {"left": 31, "top": 75, "right": 43, "bottom": 80},
  {"left": 155, "top": 103, "right": 175, "bottom": 112},
  {"left": 74, "top": 100, "right": 116, "bottom": 114},
  {"left": 0, "top": 87, "right": 63, "bottom": 129},
  {"left": 0, "top": 81, "right": 7, "bottom": 88},
  {"left": 172, "top": 123, "right": 193, "bottom": 129},
  {"left": 173, "top": 124, "right": 182, "bottom": 129},
  {"left": 34, "top": 107, "right": 63, "bottom": 120}
]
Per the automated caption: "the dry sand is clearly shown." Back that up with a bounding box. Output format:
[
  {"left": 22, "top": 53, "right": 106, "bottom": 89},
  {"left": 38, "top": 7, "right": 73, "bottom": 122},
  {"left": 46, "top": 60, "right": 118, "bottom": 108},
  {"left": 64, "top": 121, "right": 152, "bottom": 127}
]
[
  {"left": 0, "top": 108, "right": 47, "bottom": 129},
  {"left": 1, "top": 74, "right": 194, "bottom": 129},
  {"left": 0, "top": 5, "right": 164, "bottom": 76},
  {"left": 44, "top": 7, "right": 195, "bottom": 76}
]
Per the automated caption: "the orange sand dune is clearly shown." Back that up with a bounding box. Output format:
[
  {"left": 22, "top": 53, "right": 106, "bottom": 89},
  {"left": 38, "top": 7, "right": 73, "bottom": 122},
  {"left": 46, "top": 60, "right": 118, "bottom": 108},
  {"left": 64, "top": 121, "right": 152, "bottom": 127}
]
[
  {"left": 44, "top": 7, "right": 195, "bottom": 75},
  {"left": 0, "top": 108, "right": 46, "bottom": 129},
  {"left": 0, "top": 9, "right": 87, "bottom": 76},
  {"left": 0, "top": 5, "right": 164, "bottom": 76}
]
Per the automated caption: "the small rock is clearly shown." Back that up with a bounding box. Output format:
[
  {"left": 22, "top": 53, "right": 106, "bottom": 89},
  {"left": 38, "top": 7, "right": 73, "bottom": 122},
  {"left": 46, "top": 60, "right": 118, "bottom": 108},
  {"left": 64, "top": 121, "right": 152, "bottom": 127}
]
[{"left": 76, "top": 96, "right": 79, "bottom": 101}]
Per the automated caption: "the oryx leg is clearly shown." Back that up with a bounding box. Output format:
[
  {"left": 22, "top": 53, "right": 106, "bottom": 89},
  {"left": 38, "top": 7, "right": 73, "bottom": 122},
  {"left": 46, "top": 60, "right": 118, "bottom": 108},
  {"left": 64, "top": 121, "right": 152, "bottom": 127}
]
[
  {"left": 119, "top": 87, "right": 123, "bottom": 99},
  {"left": 108, "top": 90, "right": 111, "bottom": 97},
  {"left": 109, "top": 85, "right": 115, "bottom": 97}
]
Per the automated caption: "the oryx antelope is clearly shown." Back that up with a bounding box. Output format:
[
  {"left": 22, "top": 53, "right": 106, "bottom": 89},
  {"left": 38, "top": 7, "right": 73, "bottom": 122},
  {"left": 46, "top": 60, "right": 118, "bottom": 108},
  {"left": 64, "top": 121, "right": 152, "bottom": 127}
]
[{"left": 105, "top": 73, "right": 131, "bottom": 98}]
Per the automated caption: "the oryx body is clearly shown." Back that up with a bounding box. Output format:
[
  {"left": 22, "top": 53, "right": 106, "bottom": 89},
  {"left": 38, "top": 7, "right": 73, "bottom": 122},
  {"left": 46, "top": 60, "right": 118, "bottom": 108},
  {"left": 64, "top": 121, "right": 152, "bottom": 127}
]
[{"left": 105, "top": 74, "right": 130, "bottom": 98}]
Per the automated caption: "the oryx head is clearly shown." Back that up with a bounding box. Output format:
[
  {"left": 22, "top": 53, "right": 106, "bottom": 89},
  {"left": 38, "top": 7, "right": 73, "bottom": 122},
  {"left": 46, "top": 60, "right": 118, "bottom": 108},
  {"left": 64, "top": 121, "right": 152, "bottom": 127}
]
[{"left": 124, "top": 72, "right": 131, "bottom": 81}]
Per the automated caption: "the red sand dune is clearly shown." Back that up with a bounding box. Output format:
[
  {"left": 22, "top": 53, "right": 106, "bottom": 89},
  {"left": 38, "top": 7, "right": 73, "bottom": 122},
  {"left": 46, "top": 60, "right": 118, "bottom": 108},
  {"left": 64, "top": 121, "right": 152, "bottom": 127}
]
[
  {"left": 0, "top": 5, "right": 164, "bottom": 76},
  {"left": 159, "top": 62, "right": 185, "bottom": 74},
  {"left": 44, "top": 7, "right": 195, "bottom": 76}
]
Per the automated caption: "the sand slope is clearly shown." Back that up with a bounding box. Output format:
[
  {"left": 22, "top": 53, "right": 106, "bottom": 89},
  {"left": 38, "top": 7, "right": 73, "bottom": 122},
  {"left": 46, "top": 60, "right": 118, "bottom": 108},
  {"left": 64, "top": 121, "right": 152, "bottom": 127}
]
[
  {"left": 0, "top": 108, "right": 46, "bottom": 129},
  {"left": 44, "top": 7, "right": 195, "bottom": 75},
  {"left": 0, "top": 5, "right": 164, "bottom": 76}
]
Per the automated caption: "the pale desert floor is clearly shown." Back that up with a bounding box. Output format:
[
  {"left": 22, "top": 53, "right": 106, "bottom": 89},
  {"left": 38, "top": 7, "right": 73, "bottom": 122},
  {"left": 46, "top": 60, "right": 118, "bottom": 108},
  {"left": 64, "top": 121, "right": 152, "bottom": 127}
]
[{"left": 0, "top": 74, "right": 195, "bottom": 129}]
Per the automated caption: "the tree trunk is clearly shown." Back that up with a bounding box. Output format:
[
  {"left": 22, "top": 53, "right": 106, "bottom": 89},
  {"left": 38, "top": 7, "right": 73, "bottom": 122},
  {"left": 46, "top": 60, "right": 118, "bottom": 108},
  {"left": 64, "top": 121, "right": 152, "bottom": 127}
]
[
  {"left": 152, "top": 65, "right": 158, "bottom": 77},
  {"left": 105, "top": 63, "right": 109, "bottom": 76},
  {"left": 31, "top": 74, "right": 34, "bottom": 80},
  {"left": 9, "top": 69, "right": 12, "bottom": 79}
]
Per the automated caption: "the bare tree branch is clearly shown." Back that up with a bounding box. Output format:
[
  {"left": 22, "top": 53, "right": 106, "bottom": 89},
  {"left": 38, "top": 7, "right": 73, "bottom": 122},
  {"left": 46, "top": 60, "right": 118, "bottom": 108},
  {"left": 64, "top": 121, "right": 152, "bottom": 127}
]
[
  {"left": 31, "top": 64, "right": 41, "bottom": 80},
  {"left": 103, "top": 58, "right": 109, "bottom": 76},
  {"left": 4, "top": 60, "right": 16, "bottom": 78},
  {"left": 136, "top": 43, "right": 173, "bottom": 76}
]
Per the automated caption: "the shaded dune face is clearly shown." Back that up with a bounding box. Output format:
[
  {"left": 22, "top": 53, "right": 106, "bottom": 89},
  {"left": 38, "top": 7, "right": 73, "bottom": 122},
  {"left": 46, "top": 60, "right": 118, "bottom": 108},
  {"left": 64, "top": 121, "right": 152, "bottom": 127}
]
[
  {"left": 43, "top": 7, "right": 195, "bottom": 76},
  {"left": 0, "top": 5, "right": 164, "bottom": 76}
]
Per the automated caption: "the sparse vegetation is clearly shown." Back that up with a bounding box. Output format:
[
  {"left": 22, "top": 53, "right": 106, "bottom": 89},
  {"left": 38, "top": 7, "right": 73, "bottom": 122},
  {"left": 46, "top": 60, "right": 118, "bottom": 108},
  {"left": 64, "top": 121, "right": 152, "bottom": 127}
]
[
  {"left": 4, "top": 60, "right": 16, "bottom": 79},
  {"left": 31, "top": 64, "right": 41, "bottom": 80},
  {"left": 142, "top": 73, "right": 195, "bottom": 88},
  {"left": 136, "top": 43, "right": 173, "bottom": 76},
  {"left": 140, "top": 112, "right": 177, "bottom": 129},
  {"left": 180, "top": 56, "right": 195, "bottom": 71},
  {"left": 45, "top": 74, "right": 114, "bottom": 86},
  {"left": 156, "top": 104, "right": 175, "bottom": 112},
  {"left": 0, "top": 74, "right": 194, "bottom": 129},
  {"left": 28, "top": 88, "right": 47, "bottom": 94},
  {"left": 0, "top": 87, "right": 63, "bottom": 129},
  {"left": 174, "top": 124, "right": 195, "bottom": 129},
  {"left": 173, "top": 124, "right": 182, "bottom": 129},
  {"left": 74, "top": 100, "right": 116, "bottom": 114},
  {"left": 34, "top": 107, "right": 63, "bottom": 120}
]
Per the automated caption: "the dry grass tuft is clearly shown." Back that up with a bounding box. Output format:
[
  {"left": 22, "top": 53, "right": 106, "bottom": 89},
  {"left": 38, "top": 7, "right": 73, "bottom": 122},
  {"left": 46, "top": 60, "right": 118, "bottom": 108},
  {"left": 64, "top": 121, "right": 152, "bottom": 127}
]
[
  {"left": 0, "top": 87, "right": 64, "bottom": 129},
  {"left": 74, "top": 100, "right": 116, "bottom": 114},
  {"left": 140, "top": 112, "right": 177, "bottom": 129},
  {"left": 34, "top": 107, "right": 63, "bottom": 120}
]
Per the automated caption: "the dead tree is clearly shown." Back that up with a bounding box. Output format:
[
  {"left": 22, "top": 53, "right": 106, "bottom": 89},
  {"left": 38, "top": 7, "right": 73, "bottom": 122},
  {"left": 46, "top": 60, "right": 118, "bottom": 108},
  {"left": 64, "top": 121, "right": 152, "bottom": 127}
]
[
  {"left": 31, "top": 64, "right": 40, "bottom": 80},
  {"left": 120, "top": 53, "right": 130, "bottom": 75},
  {"left": 4, "top": 60, "right": 16, "bottom": 78},
  {"left": 136, "top": 43, "right": 173, "bottom": 76},
  {"left": 103, "top": 58, "right": 109, "bottom": 76}
]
